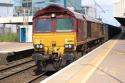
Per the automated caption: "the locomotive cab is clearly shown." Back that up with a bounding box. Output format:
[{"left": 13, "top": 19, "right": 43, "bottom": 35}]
[
  {"left": 32, "top": 5, "right": 78, "bottom": 70},
  {"left": 33, "top": 5, "right": 76, "bottom": 56}
]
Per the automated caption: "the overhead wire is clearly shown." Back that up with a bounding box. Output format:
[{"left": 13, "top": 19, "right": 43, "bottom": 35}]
[{"left": 92, "top": 0, "right": 106, "bottom": 13}]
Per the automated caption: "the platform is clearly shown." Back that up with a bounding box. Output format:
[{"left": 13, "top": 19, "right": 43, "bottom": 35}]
[
  {"left": 0, "top": 42, "right": 33, "bottom": 52},
  {"left": 0, "top": 42, "right": 33, "bottom": 64},
  {"left": 41, "top": 33, "right": 125, "bottom": 83}
]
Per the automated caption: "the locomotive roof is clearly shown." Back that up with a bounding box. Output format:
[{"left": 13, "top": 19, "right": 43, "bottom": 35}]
[
  {"left": 33, "top": 5, "right": 101, "bottom": 23},
  {"left": 73, "top": 12, "right": 85, "bottom": 20},
  {"left": 33, "top": 5, "right": 84, "bottom": 20},
  {"left": 84, "top": 15, "right": 102, "bottom": 23}
]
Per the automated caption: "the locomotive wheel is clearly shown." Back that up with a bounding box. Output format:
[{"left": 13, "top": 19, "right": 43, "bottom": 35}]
[
  {"left": 74, "top": 52, "right": 84, "bottom": 60},
  {"left": 62, "top": 52, "right": 75, "bottom": 66},
  {"left": 53, "top": 57, "right": 62, "bottom": 70}
]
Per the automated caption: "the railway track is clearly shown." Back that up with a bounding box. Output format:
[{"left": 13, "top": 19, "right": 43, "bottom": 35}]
[
  {"left": 27, "top": 72, "right": 47, "bottom": 83},
  {"left": 27, "top": 71, "right": 56, "bottom": 83},
  {"left": 0, "top": 60, "right": 35, "bottom": 80},
  {"left": 0, "top": 57, "right": 55, "bottom": 83},
  {"left": 0, "top": 57, "right": 33, "bottom": 71},
  {"left": 0, "top": 66, "right": 54, "bottom": 83}
]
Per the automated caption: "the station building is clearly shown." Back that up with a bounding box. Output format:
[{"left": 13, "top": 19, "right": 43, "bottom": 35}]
[
  {"left": 14, "top": 0, "right": 32, "bottom": 16},
  {"left": 0, "top": 0, "right": 17, "bottom": 35},
  {"left": 113, "top": 0, "right": 125, "bottom": 31},
  {"left": 0, "top": 0, "right": 13, "bottom": 17},
  {"left": 13, "top": 0, "right": 32, "bottom": 43},
  {"left": 14, "top": 0, "right": 82, "bottom": 16}
]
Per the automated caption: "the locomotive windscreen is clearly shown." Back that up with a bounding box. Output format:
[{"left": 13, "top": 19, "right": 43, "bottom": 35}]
[
  {"left": 56, "top": 18, "right": 73, "bottom": 32},
  {"left": 35, "top": 19, "right": 52, "bottom": 32},
  {"left": 34, "top": 18, "right": 74, "bottom": 33}
]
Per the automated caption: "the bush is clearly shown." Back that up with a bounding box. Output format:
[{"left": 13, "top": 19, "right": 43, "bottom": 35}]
[{"left": 0, "top": 33, "right": 18, "bottom": 42}]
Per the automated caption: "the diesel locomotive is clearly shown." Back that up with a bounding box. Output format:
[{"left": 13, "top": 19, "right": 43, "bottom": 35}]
[{"left": 32, "top": 5, "right": 121, "bottom": 71}]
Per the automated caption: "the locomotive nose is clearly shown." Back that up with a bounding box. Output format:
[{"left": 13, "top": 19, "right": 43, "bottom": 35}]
[
  {"left": 52, "top": 41, "right": 56, "bottom": 47},
  {"left": 32, "top": 32, "right": 76, "bottom": 55}
]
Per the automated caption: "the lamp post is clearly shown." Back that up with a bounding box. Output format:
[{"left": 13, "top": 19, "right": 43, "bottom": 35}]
[{"left": 64, "top": 0, "right": 67, "bottom": 9}]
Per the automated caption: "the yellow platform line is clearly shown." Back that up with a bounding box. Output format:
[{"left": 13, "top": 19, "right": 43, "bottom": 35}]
[{"left": 67, "top": 39, "right": 119, "bottom": 83}]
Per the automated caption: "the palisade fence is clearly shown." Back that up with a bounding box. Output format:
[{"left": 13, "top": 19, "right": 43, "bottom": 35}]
[
  {"left": 0, "top": 27, "right": 19, "bottom": 42},
  {"left": 0, "top": 26, "right": 18, "bottom": 36},
  {"left": 0, "top": 27, "right": 12, "bottom": 35}
]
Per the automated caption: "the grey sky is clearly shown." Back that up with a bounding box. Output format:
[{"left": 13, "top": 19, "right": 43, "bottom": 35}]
[{"left": 82, "top": 0, "right": 120, "bottom": 26}]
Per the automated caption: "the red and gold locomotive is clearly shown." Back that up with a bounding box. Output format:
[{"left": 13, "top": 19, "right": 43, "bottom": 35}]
[{"left": 32, "top": 5, "right": 107, "bottom": 70}]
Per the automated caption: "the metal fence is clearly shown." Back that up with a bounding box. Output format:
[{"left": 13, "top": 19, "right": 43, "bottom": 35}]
[{"left": 0, "top": 27, "right": 14, "bottom": 35}]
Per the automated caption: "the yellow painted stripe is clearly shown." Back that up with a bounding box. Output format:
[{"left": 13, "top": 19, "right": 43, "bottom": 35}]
[{"left": 68, "top": 38, "right": 119, "bottom": 83}]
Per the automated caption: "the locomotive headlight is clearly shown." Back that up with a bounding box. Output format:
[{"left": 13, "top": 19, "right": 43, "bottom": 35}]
[
  {"left": 36, "top": 44, "right": 40, "bottom": 48},
  {"left": 64, "top": 44, "right": 69, "bottom": 48},
  {"left": 68, "top": 44, "right": 72, "bottom": 48},
  {"left": 35, "top": 44, "right": 44, "bottom": 49},
  {"left": 64, "top": 44, "right": 74, "bottom": 49},
  {"left": 39, "top": 44, "right": 43, "bottom": 48}
]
